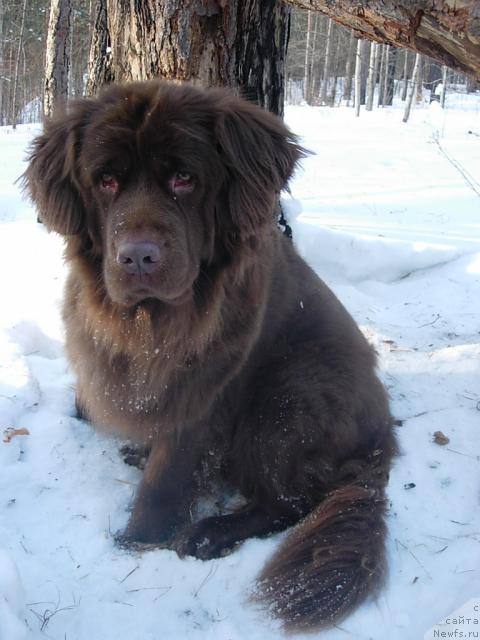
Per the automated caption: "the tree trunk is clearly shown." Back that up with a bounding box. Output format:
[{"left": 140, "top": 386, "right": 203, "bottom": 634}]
[
  {"left": 381, "top": 45, "right": 390, "bottom": 107},
  {"left": 303, "top": 10, "right": 313, "bottom": 102},
  {"left": 44, "top": 0, "right": 72, "bottom": 118},
  {"left": 366, "top": 41, "right": 377, "bottom": 111},
  {"left": 377, "top": 44, "right": 386, "bottom": 106},
  {"left": 384, "top": 46, "right": 398, "bottom": 105},
  {"left": 86, "top": 0, "right": 290, "bottom": 116},
  {"left": 286, "top": 0, "right": 480, "bottom": 80},
  {"left": 10, "top": 0, "right": 28, "bottom": 128},
  {"left": 354, "top": 38, "right": 363, "bottom": 117},
  {"left": 440, "top": 65, "right": 448, "bottom": 108},
  {"left": 466, "top": 76, "right": 479, "bottom": 92},
  {"left": 416, "top": 55, "right": 424, "bottom": 102},
  {"left": 319, "top": 17, "right": 333, "bottom": 104},
  {"left": 328, "top": 26, "right": 341, "bottom": 106},
  {"left": 401, "top": 50, "right": 409, "bottom": 101},
  {"left": 403, "top": 52, "right": 421, "bottom": 123},
  {"left": 86, "top": 0, "right": 113, "bottom": 96},
  {"left": 343, "top": 29, "right": 355, "bottom": 103},
  {"left": 0, "top": 0, "right": 4, "bottom": 125}
]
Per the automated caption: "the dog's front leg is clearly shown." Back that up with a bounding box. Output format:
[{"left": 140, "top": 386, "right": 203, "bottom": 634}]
[{"left": 118, "top": 434, "right": 200, "bottom": 547}]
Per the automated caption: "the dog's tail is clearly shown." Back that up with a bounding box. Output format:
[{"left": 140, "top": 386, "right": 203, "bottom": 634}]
[{"left": 255, "top": 446, "right": 393, "bottom": 632}]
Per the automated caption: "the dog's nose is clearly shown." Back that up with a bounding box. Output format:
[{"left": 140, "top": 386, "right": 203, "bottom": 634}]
[{"left": 116, "top": 241, "right": 162, "bottom": 275}]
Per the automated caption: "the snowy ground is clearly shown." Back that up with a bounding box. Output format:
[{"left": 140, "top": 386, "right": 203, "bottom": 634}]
[{"left": 1, "top": 95, "right": 479, "bottom": 640}]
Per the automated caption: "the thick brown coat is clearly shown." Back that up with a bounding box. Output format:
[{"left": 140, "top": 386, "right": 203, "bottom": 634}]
[{"left": 24, "top": 81, "right": 397, "bottom": 631}]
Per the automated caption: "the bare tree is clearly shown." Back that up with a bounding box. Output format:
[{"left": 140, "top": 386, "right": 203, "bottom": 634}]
[
  {"left": 44, "top": 0, "right": 72, "bottom": 118},
  {"left": 343, "top": 30, "right": 355, "bottom": 103},
  {"left": 440, "top": 65, "right": 448, "bottom": 108},
  {"left": 403, "top": 52, "right": 421, "bottom": 123},
  {"left": 366, "top": 42, "right": 378, "bottom": 111},
  {"left": 377, "top": 44, "right": 386, "bottom": 106},
  {"left": 0, "top": 0, "right": 4, "bottom": 123},
  {"left": 303, "top": 10, "right": 313, "bottom": 102},
  {"left": 319, "top": 17, "right": 333, "bottom": 105},
  {"left": 354, "top": 39, "right": 363, "bottom": 117},
  {"left": 10, "top": 0, "right": 28, "bottom": 127},
  {"left": 401, "top": 50, "right": 410, "bottom": 101}
]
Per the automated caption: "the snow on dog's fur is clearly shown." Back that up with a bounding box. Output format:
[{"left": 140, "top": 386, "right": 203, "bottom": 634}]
[{"left": 24, "top": 80, "right": 396, "bottom": 631}]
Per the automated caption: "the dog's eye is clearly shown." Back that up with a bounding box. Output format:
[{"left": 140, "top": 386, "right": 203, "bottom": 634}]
[
  {"left": 99, "top": 173, "right": 119, "bottom": 194},
  {"left": 170, "top": 172, "right": 194, "bottom": 195}
]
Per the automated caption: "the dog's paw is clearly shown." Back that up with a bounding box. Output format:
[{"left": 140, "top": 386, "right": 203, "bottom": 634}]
[
  {"left": 119, "top": 443, "right": 150, "bottom": 469},
  {"left": 173, "top": 517, "right": 240, "bottom": 560},
  {"left": 114, "top": 532, "right": 161, "bottom": 552}
]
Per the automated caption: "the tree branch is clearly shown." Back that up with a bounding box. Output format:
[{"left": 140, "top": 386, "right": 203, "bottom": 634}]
[{"left": 286, "top": 1, "right": 480, "bottom": 79}]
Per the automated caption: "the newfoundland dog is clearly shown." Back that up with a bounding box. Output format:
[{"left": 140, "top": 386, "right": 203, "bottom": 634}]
[{"left": 24, "top": 81, "right": 396, "bottom": 631}]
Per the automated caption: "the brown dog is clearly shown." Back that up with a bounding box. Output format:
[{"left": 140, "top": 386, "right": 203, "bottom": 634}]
[{"left": 24, "top": 81, "right": 396, "bottom": 632}]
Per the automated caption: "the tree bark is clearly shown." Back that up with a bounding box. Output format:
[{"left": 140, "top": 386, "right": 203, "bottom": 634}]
[
  {"left": 86, "top": 0, "right": 112, "bottom": 96},
  {"left": 403, "top": 52, "right": 421, "bottom": 122},
  {"left": 287, "top": 0, "right": 480, "bottom": 80},
  {"left": 354, "top": 39, "right": 363, "bottom": 117},
  {"left": 366, "top": 41, "right": 377, "bottom": 111},
  {"left": 384, "top": 46, "right": 398, "bottom": 105},
  {"left": 440, "top": 64, "right": 448, "bottom": 107},
  {"left": 401, "top": 50, "right": 410, "bottom": 101},
  {"left": 44, "top": 0, "right": 72, "bottom": 118},
  {"left": 86, "top": 0, "right": 290, "bottom": 116},
  {"left": 377, "top": 43, "right": 386, "bottom": 106},
  {"left": 303, "top": 10, "right": 313, "bottom": 102},
  {"left": 343, "top": 29, "right": 355, "bottom": 102},
  {"left": 10, "top": 0, "right": 28, "bottom": 128},
  {"left": 319, "top": 17, "right": 333, "bottom": 104},
  {"left": 0, "top": 0, "right": 4, "bottom": 125}
]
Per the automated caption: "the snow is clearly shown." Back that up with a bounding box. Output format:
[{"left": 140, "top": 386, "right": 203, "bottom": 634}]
[{"left": 0, "top": 96, "right": 479, "bottom": 640}]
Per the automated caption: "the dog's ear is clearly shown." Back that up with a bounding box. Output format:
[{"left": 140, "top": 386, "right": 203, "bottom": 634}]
[
  {"left": 214, "top": 97, "right": 306, "bottom": 238},
  {"left": 23, "top": 101, "right": 95, "bottom": 235}
]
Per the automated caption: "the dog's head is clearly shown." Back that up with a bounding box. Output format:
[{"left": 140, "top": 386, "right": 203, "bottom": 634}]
[{"left": 24, "top": 81, "right": 303, "bottom": 307}]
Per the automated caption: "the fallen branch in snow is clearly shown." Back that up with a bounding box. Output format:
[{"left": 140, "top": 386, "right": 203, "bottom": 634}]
[
  {"left": 119, "top": 565, "right": 139, "bottom": 584},
  {"left": 446, "top": 447, "right": 480, "bottom": 461},
  {"left": 3, "top": 427, "right": 30, "bottom": 442},
  {"left": 126, "top": 586, "right": 172, "bottom": 601},
  {"left": 193, "top": 563, "right": 218, "bottom": 598},
  {"left": 418, "top": 313, "right": 441, "bottom": 328},
  {"left": 434, "top": 137, "right": 480, "bottom": 198},
  {"left": 395, "top": 539, "right": 432, "bottom": 580},
  {"left": 29, "top": 595, "right": 79, "bottom": 632}
]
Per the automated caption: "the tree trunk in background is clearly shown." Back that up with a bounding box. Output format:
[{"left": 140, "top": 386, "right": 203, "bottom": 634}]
[
  {"left": 287, "top": 0, "right": 480, "bottom": 79},
  {"left": 86, "top": 0, "right": 113, "bottom": 96},
  {"left": 86, "top": 0, "right": 290, "bottom": 116},
  {"left": 44, "top": 0, "right": 72, "bottom": 118},
  {"left": 377, "top": 44, "right": 386, "bottom": 106},
  {"left": 384, "top": 47, "right": 398, "bottom": 105},
  {"left": 440, "top": 65, "right": 448, "bottom": 107},
  {"left": 416, "top": 55, "right": 424, "bottom": 102},
  {"left": 0, "top": 0, "right": 4, "bottom": 124},
  {"left": 319, "top": 17, "right": 333, "bottom": 104},
  {"left": 366, "top": 41, "right": 377, "bottom": 111},
  {"left": 10, "top": 0, "right": 28, "bottom": 127},
  {"left": 466, "top": 76, "right": 479, "bottom": 92},
  {"left": 303, "top": 10, "right": 313, "bottom": 102},
  {"left": 381, "top": 45, "right": 390, "bottom": 106},
  {"left": 343, "top": 30, "right": 355, "bottom": 103},
  {"left": 309, "top": 13, "right": 319, "bottom": 97},
  {"left": 403, "top": 52, "right": 421, "bottom": 122},
  {"left": 401, "top": 51, "right": 409, "bottom": 101},
  {"left": 328, "top": 26, "right": 340, "bottom": 106},
  {"left": 354, "top": 38, "right": 363, "bottom": 117}
]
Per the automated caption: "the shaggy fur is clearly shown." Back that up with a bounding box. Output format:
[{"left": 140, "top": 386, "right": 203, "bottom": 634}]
[{"left": 24, "top": 80, "right": 397, "bottom": 631}]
